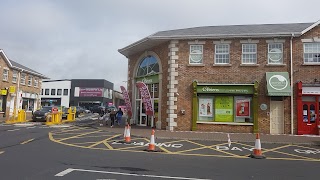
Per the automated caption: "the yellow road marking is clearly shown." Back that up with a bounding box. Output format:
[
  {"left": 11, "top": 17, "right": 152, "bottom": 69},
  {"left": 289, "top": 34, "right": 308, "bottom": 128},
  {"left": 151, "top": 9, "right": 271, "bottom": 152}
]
[
  {"left": 88, "top": 134, "right": 121, "bottom": 148},
  {"left": 263, "top": 144, "right": 292, "bottom": 153},
  {"left": 57, "top": 130, "right": 102, "bottom": 142},
  {"left": 175, "top": 141, "right": 229, "bottom": 153},
  {"left": 269, "top": 150, "right": 318, "bottom": 161},
  {"left": 293, "top": 144, "right": 320, "bottom": 151},
  {"left": 73, "top": 142, "right": 99, "bottom": 145},
  {"left": 116, "top": 145, "right": 145, "bottom": 150},
  {"left": 103, "top": 142, "right": 113, "bottom": 150},
  {"left": 21, "top": 138, "right": 34, "bottom": 145},
  {"left": 264, "top": 157, "right": 320, "bottom": 162}
]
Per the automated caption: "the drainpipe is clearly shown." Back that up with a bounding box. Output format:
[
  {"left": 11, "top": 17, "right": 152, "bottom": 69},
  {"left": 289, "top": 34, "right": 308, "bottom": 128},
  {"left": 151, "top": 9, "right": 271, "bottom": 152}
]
[
  {"left": 15, "top": 69, "right": 23, "bottom": 115},
  {"left": 290, "top": 34, "right": 294, "bottom": 135}
]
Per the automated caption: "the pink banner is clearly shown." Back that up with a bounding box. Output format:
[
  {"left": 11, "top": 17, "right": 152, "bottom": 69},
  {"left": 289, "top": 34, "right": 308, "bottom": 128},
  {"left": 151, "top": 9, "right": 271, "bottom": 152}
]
[
  {"left": 79, "top": 88, "right": 103, "bottom": 97},
  {"left": 136, "top": 82, "right": 154, "bottom": 116},
  {"left": 120, "top": 86, "right": 132, "bottom": 117}
]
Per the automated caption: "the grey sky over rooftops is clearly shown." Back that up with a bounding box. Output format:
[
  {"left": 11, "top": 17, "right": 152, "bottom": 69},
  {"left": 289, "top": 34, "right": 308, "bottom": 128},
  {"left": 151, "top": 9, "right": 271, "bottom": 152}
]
[{"left": 0, "top": 0, "right": 319, "bottom": 91}]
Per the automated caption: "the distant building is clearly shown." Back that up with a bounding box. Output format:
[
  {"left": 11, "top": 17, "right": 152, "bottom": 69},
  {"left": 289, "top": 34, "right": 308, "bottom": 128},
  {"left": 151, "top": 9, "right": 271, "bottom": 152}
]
[
  {"left": 0, "top": 49, "right": 47, "bottom": 118},
  {"left": 41, "top": 79, "right": 122, "bottom": 109}
]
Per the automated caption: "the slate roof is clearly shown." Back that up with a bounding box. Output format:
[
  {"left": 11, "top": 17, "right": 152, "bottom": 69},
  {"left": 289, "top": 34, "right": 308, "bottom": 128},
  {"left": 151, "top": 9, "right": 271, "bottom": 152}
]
[
  {"left": 119, "top": 21, "right": 319, "bottom": 57},
  {"left": 10, "top": 59, "right": 47, "bottom": 78}
]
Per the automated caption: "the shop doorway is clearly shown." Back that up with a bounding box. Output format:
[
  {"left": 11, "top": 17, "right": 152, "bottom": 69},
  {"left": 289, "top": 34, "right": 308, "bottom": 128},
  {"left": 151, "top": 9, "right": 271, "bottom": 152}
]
[
  {"left": 136, "top": 100, "right": 147, "bottom": 126},
  {"left": 301, "top": 102, "right": 318, "bottom": 135},
  {"left": 270, "top": 101, "right": 284, "bottom": 134}
]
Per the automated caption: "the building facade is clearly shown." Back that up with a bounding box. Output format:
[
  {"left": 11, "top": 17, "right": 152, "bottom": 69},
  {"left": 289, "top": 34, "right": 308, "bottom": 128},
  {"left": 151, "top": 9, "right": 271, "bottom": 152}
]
[
  {"left": 0, "top": 49, "right": 47, "bottom": 118},
  {"left": 119, "top": 21, "right": 320, "bottom": 135},
  {"left": 41, "top": 79, "right": 116, "bottom": 109}
]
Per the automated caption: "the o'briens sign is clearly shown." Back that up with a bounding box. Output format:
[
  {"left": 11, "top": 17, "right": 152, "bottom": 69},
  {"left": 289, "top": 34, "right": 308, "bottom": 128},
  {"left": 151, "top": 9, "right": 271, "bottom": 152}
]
[
  {"left": 136, "top": 74, "right": 159, "bottom": 84},
  {"left": 268, "top": 75, "right": 288, "bottom": 90}
]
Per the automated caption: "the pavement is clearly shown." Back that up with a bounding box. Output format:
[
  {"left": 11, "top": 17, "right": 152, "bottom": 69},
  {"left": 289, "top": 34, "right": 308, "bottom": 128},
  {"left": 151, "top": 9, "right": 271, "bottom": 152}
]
[{"left": 96, "top": 121, "right": 320, "bottom": 146}]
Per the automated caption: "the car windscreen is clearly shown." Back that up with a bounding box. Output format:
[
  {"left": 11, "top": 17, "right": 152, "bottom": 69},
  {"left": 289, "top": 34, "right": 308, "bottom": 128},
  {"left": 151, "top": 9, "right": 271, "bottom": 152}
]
[{"left": 41, "top": 107, "right": 52, "bottom": 112}]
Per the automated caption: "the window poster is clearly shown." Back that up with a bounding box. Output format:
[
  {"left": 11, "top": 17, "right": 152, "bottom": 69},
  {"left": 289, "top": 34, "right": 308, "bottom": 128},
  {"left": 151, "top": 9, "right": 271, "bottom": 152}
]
[
  {"left": 199, "top": 98, "right": 213, "bottom": 117},
  {"left": 0, "top": 99, "right": 2, "bottom": 112},
  {"left": 236, "top": 99, "right": 250, "bottom": 117},
  {"left": 215, "top": 96, "right": 233, "bottom": 122}
]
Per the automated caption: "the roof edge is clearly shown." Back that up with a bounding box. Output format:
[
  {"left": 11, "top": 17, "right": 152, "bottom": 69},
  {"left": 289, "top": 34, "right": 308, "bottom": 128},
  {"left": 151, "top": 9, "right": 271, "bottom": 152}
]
[
  {"left": 0, "top": 49, "right": 13, "bottom": 67},
  {"left": 301, "top": 20, "right": 320, "bottom": 35}
]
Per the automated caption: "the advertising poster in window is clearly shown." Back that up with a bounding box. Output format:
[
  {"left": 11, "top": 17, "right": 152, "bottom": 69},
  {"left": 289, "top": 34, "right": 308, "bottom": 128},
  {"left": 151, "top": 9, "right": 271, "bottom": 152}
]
[
  {"left": 236, "top": 99, "right": 250, "bottom": 117},
  {"left": 215, "top": 96, "right": 233, "bottom": 122},
  {"left": 199, "top": 98, "right": 213, "bottom": 117}
]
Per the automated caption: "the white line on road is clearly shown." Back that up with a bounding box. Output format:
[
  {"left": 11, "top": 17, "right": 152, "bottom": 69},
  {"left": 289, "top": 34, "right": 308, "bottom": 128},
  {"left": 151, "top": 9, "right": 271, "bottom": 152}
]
[
  {"left": 55, "top": 168, "right": 211, "bottom": 180},
  {"left": 7, "top": 129, "right": 20, "bottom": 132},
  {"left": 27, "top": 126, "right": 36, "bottom": 129},
  {"left": 0, "top": 151, "right": 4, "bottom": 155}
]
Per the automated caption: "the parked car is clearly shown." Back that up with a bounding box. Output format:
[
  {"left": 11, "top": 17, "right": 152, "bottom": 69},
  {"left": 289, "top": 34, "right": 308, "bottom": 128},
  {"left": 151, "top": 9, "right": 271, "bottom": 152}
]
[
  {"left": 106, "top": 105, "right": 117, "bottom": 113},
  {"left": 32, "top": 106, "right": 53, "bottom": 122},
  {"left": 91, "top": 105, "right": 105, "bottom": 114}
]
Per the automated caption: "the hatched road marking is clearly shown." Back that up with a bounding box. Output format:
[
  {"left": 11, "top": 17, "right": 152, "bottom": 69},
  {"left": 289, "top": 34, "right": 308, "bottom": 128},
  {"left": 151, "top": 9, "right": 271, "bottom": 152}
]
[{"left": 49, "top": 127, "right": 320, "bottom": 162}]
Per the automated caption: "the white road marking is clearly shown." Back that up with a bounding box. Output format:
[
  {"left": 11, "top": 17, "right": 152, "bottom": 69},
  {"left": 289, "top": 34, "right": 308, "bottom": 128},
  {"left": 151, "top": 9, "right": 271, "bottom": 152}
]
[
  {"left": 0, "top": 151, "right": 4, "bottom": 155},
  {"left": 14, "top": 123, "right": 35, "bottom": 127},
  {"left": 27, "top": 126, "right": 36, "bottom": 129},
  {"left": 55, "top": 168, "right": 211, "bottom": 180},
  {"left": 7, "top": 129, "right": 20, "bottom": 132}
]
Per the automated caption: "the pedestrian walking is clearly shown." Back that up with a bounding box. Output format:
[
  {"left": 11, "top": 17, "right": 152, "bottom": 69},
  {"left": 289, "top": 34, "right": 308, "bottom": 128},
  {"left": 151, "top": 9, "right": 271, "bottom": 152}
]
[
  {"left": 116, "top": 108, "right": 123, "bottom": 126},
  {"left": 109, "top": 109, "right": 116, "bottom": 128}
]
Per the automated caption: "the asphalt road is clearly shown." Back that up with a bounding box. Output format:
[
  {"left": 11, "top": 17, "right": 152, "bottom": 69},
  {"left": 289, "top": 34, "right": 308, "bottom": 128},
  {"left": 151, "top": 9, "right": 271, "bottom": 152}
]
[{"left": 0, "top": 117, "right": 319, "bottom": 180}]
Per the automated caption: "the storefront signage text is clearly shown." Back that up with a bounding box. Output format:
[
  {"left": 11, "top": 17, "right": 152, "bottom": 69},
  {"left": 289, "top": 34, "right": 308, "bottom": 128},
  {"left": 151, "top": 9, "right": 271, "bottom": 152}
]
[
  {"left": 198, "top": 86, "right": 253, "bottom": 94},
  {"left": 79, "top": 88, "right": 103, "bottom": 97}
]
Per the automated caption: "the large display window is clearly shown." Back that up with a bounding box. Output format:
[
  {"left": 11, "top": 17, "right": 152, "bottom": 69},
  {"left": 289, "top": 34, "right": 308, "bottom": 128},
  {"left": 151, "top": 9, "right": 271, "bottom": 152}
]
[{"left": 197, "top": 96, "right": 252, "bottom": 123}]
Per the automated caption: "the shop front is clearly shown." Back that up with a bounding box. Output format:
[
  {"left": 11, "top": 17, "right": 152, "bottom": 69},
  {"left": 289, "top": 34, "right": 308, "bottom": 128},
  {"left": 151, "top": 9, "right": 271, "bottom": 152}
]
[
  {"left": 297, "top": 81, "right": 320, "bottom": 135},
  {"left": 192, "top": 81, "right": 259, "bottom": 133}
]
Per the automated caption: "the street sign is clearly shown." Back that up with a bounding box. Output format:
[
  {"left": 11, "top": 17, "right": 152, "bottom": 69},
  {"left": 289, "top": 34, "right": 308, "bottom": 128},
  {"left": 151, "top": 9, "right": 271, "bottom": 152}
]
[
  {"left": 52, "top": 107, "right": 59, "bottom": 114},
  {"left": 9, "top": 86, "right": 16, "bottom": 94},
  {"left": 0, "top": 89, "right": 7, "bottom": 95}
]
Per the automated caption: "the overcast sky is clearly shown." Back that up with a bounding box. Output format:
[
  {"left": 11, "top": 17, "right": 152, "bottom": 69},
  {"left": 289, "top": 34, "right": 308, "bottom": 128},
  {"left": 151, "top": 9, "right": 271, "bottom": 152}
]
[{"left": 0, "top": 0, "right": 319, "bottom": 91}]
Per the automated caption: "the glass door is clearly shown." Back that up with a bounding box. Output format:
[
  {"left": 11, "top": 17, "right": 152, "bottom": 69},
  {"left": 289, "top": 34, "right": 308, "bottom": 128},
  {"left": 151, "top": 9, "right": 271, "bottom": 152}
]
[
  {"left": 302, "top": 102, "right": 318, "bottom": 134},
  {"left": 136, "top": 100, "right": 147, "bottom": 126}
]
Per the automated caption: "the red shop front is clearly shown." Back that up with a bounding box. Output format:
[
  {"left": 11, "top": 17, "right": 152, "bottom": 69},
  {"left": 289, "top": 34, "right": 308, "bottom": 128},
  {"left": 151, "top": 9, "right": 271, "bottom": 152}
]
[{"left": 296, "top": 81, "right": 320, "bottom": 135}]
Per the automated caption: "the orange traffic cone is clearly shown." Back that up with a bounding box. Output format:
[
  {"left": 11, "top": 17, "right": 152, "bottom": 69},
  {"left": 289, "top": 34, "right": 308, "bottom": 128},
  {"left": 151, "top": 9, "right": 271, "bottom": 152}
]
[
  {"left": 125, "top": 124, "right": 131, "bottom": 143},
  {"left": 123, "top": 125, "right": 127, "bottom": 138},
  {"left": 250, "top": 133, "right": 266, "bottom": 159},
  {"left": 146, "top": 128, "right": 156, "bottom": 151}
]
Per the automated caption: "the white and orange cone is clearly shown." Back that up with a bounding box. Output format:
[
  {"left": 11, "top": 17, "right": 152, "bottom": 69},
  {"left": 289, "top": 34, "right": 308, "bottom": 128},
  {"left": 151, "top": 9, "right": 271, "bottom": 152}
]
[
  {"left": 250, "top": 133, "right": 266, "bottom": 159},
  {"left": 147, "top": 128, "right": 156, "bottom": 151},
  {"left": 125, "top": 124, "right": 131, "bottom": 143},
  {"left": 123, "top": 125, "right": 127, "bottom": 138}
]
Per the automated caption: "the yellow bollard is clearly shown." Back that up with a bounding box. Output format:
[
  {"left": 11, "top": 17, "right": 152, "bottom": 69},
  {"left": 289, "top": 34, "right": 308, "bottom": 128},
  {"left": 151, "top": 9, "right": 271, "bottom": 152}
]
[{"left": 65, "top": 107, "right": 76, "bottom": 123}]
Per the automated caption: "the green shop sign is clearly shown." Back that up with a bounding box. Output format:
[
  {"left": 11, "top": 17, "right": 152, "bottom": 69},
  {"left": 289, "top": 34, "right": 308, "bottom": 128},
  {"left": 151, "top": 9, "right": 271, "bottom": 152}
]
[
  {"left": 136, "top": 74, "right": 159, "bottom": 84},
  {"left": 197, "top": 85, "right": 253, "bottom": 94},
  {"left": 266, "top": 72, "right": 291, "bottom": 96}
]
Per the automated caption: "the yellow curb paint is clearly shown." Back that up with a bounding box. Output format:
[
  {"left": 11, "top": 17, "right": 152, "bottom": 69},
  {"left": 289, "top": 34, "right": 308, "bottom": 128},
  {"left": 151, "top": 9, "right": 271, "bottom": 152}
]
[{"left": 21, "top": 138, "right": 34, "bottom": 145}]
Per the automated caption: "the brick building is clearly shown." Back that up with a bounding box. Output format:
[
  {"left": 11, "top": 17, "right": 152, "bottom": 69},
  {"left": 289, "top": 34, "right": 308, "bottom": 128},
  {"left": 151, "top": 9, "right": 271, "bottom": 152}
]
[
  {"left": 119, "top": 20, "right": 320, "bottom": 135},
  {"left": 0, "top": 49, "right": 47, "bottom": 119}
]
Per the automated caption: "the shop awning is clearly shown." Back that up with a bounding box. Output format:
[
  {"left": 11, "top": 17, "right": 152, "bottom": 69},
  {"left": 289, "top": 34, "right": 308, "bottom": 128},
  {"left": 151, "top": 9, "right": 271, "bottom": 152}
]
[{"left": 266, "top": 72, "right": 291, "bottom": 96}]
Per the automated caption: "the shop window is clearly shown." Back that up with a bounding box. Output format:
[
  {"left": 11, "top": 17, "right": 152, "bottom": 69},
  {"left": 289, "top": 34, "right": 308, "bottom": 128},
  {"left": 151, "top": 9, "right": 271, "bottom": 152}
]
[
  {"left": 2, "top": 69, "right": 9, "bottom": 81},
  {"left": 136, "top": 55, "right": 159, "bottom": 77},
  {"left": 303, "top": 43, "right": 320, "bottom": 64},
  {"left": 268, "top": 43, "right": 283, "bottom": 64},
  {"left": 41, "top": 89, "right": 44, "bottom": 95},
  {"left": 242, "top": 44, "right": 257, "bottom": 64},
  {"left": 45, "top": 89, "right": 49, "bottom": 95},
  {"left": 63, "top": 89, "right": 68, "bottom": 96},
  {"left": 12, "top": 70, "right": 17, "bottom": 83},
  {"left": 189, "top": 45, "right": 203, "bottom": 64},
  {"left": 22, "top": 98, "right": 34, "bottom": 111},
  {"left": 51, "top": 89, "right": 56, "bottom": 95},
  {"left": 215, "top": 44, "right": 230, "bottom": 64},
  {"left": 57, "top": 89, "right": 62, "bottom": 95},
  {"left": 197, "top": 96, "right": 253, "bottom": 123}
]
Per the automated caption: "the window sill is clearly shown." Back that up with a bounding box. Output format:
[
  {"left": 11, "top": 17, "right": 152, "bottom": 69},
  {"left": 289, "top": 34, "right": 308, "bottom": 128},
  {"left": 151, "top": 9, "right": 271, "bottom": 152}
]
[
  {"left": 2, "top": 80, "right": 8, "bottom": 82},
  {"left": 302, "top": 63, "right": 320, "bottom": 66},
  {"left": 197, "top": 121, "right": 253, "bottom": 126},
  {"left": 240, "top": 64, "right": 260, "bottom": 67},
  {"left": 212, "top": 64, "right": 232, "bottom": 67},
  {"left": 187, "top": 64, "right": 205, "bottom": 67},
  {"left": 265, "top": 64, "right": 287, "bottom": 67}
]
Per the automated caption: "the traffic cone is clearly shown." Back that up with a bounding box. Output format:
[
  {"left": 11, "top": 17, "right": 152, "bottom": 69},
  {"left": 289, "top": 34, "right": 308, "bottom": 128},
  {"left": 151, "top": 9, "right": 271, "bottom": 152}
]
[
  {"left": 123, "top": 125, "right": 127, "bottom": 138},
  {"left": 250, "top": 133, "right": 266, "bottom": 159},
  {"left": 124, "top": 124, "right": 131, "bottom": 143},
  {"left": 146, "top": 128, "right": 156, "bottom": 152}
]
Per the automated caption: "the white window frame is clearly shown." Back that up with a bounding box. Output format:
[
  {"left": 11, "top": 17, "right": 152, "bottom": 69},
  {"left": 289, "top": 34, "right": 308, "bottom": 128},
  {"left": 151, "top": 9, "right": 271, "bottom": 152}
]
[
  {"left": 34, "top": 78, "right": 38, "bottom": 87},
  {"left": 12, "top": 70, "right": 18, "bottom": 83},
  {"left": 2, "top": 69, "right": 9, "bottom": 81},
  {"left": 242, "top": 44, "right": 257, "bottom": 64},
  {"left": 268, "top": 43, "right": 283, "bottom": 64},
  {"left": 215, "top": 44, "right": 230, "bottom": 64},
  {"left": 28, "top": 76, "right": 32, "bottom": 86},
  {"left": 303, "top": 43, "right": 320, "bottom": 64},
  {"left": 189, "top": 45, "right": 203, "bottom": 64},
  {"left": 20, "top": 73, "right": 26, "bottom": 85}
]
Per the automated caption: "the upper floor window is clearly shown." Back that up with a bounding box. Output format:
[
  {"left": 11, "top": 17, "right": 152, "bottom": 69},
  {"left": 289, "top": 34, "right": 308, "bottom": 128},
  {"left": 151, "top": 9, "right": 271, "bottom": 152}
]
[
  {"left": 51, "top": 89, "right": 56, "bottom": 95},
  {"left": 12, "top": 71, "right": 18, "bottom": 83},
  {"left": 57, "top": 89, "right": 62, "bottom": 95},
  {"left": 242, "top": 44, "right": 257, "bottom": 64},
  {"left": 215, "top": 44, "right": 230, "bottom": 64},
  {"left": 189, "top": 45, "right": 203, "bottom": 64},
  {"left": 304, "top": 43, "right": 320, "bottom": 64},
  {"left": 20, "top": 74, "right": 26, "bottom": 85},
  {"left": 41, "top": 89, "right": 43, "bottom": 95},
  {"left": 34, "top": 78, "right": 38, "bottom": 87},
  {"left": 2, "top": 69, "right": 9, "bottom": 81},
  {"left": 136, "top": 55, "right": 159, "bottom": 77},
  {"left": 45, "top": 89, "right": 49, "bottom": 95},
  {"left": 63, "top": 89, "right": 68, "bottom": 96},
  {"left": 268, "top": 43, "right": 283, "bottom": 64},
  {"left": 28, "top": 76, "right": 32, "bottom": 86}
]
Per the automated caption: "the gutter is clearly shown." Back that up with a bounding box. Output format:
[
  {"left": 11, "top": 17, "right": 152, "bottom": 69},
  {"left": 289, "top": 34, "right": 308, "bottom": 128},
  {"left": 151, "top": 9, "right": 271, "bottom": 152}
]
[{"left": 290, "top": 33, "right": 294, "bottom": 135}]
